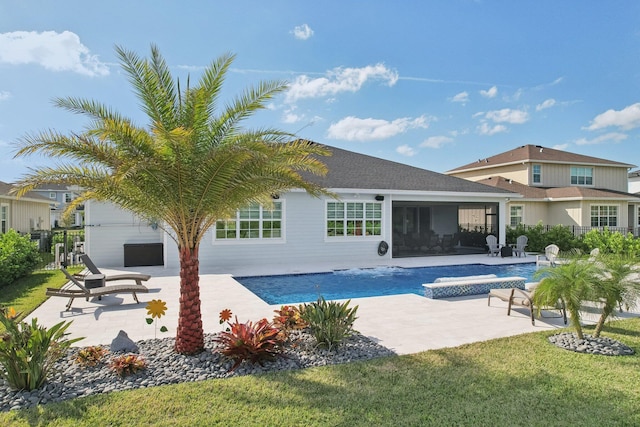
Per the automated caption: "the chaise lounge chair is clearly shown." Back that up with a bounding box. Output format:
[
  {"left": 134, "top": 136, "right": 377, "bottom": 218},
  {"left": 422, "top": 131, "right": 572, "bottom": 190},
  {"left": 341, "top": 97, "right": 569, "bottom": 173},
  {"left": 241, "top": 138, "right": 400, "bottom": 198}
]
[
  {"left": 487, "top": 284, "right": 567, "bottom": 325},
  {"left": 47, "top": 268, "right": 150, "bottom": 311},
  {"left": 79, "top": 254, "right": 151, "bottom": 286}
]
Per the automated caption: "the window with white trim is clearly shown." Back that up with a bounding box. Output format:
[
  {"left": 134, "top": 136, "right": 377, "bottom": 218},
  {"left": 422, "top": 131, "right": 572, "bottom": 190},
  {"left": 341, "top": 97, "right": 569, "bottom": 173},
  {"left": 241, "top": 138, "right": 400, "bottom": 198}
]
[
  {"left": 0, "top": 204, "right": 8, "bottom": 234},
  {"left": 64, "top": 193, "right": 73, "bottom": 203},
  {"left": 591, "top": 205, "right": 617, "bottom": 227},
  {"left": 532, "top": 164, "right": 541, "bottom": 184},
  {"left": 637, "top": 206, "right": 640, "bottom": 226},
  {"left": 49, "top": 192, "right": 56, "bottom": 199},
  {"left": 215, "top": 202, "right": 282, "bottom": 240},
  {"left": 570, "top": 167, "right": 593, "bottom": 186},
  {"left": 326, "top": 201, "right": 382, "bottom": 237},
  {"left": 509, "top": 205, "right": 523, "bottom": 227}
]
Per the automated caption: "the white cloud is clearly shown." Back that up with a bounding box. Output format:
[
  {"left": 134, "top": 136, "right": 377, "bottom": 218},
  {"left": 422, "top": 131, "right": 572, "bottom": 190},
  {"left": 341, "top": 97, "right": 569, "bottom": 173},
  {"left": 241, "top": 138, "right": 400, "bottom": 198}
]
[
  {"left": 0, "top": 90, "right": 10, "bottom": 101},
  {"left": 585, "top": 103, "right": 640, "bottom": 131},
  {"left": 282, "top": 112, "right": 303, "bottom": 124},
  {"left": 552, "top": 143, "right": 569, "bottom": 151},
  {"left": 327, "top": 115, "right": 429, "bottom": 141},
  {"left": 575, "top": 132, "right": 628, "bottom": 145},
  {"left": 291, "top": 24, "right": 314, "bottom": 40},
  {"left": 477, "top": 122, "right": 507, "bottom": 136},
  {"left": 396, "top": 144, "right": 416, "bottom": 157},
  {"left": 0, "top": 31, "right": 109, "bottom": 76},
  {"left": 485, "top": 108, "right": 529, "bottom": 124},
  {"left": 451, "top": 91, "right": 469, "bottom": 104},
  {"left": 480, "top": 86, "right": 498, "bottom": 98},
  {"left": 286, "top": 64, "right": 398, "bottom": 102},
  {"left": 420, "top": 135, "right": 453, "bottom": 149},
  {"left": 536, "top": 99, "right": 556, "bottom": 111}
]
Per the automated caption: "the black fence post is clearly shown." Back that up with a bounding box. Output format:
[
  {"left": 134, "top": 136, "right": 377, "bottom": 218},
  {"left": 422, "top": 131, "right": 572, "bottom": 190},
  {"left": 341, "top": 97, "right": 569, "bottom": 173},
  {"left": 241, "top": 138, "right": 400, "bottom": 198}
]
[{"left": 62, "top": 230, "right": 68, "bottom": 268}]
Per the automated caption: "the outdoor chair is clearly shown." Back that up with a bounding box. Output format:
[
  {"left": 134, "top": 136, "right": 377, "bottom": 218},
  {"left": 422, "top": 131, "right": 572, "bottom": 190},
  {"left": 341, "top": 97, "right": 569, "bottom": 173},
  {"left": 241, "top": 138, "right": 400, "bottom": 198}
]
[
  {"left": 536, "top": 244, "right": 560, "bottom": 266},
  {"left": 512, "top": 235, "right": 528, "bottom": 257},
  {"left": 79, "top": 254, "right": 151, "bottom": 286},
  {"left": 485, "top": 235, "right": 501, "bottom": 257},
  {"left": 47, "top": 268, "right": 150, "bottom": 311},
  {"left": 487, "top": 285, "right": 567, "bottom": 325}
]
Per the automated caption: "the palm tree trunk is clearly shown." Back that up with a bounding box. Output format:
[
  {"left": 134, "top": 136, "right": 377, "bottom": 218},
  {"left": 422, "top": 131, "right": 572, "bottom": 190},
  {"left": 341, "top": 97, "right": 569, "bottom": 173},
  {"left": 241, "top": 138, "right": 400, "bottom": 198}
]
[
  {"left": 174, "top": 245, "right": 205, "bottom": 354},
  {"left": 593, "top": 305, "right": 614, "bottom": 338},
  {"left": 569, "top": 308, "right": 584, "bottom": 339}
]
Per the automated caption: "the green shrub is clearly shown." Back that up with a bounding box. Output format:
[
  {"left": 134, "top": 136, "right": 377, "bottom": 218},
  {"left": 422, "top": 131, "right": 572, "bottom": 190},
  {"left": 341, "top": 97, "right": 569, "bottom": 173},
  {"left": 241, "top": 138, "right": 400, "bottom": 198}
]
[
  {"left": 300, "top": 297, "right": 358, "bottom": 351},
  {"left": 581, "top": 228, "right": 640, "bottom": 256},
  {"left": 50, "top": 230, "right": 84, "bottom": 256},
  {"left": 0, "top": 306, "right": 82, "bottom": 391},
  {"left": 0, "top": 230, "right": 41, "bottom": 288},
  {"left": 214, "top": 316, "right": 285, "bottom": 371}
]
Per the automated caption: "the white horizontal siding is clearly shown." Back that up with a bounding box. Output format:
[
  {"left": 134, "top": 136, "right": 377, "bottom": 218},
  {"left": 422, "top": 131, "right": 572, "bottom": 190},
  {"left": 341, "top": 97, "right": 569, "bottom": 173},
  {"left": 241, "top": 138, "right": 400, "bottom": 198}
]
[{"left": 84, "top": 201, "right": 163, "bottom": 267}]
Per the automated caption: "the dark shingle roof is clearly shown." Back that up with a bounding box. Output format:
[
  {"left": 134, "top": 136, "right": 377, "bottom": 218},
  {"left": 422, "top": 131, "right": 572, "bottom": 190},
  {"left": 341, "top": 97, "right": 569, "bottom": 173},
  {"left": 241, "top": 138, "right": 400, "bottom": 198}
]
[
  {"left": 0, "top": 181, "right": 51, "bottom": 202},
  {"left": 477, "top": 176, "right": 640, "bottom": 201},
  {"left": 447, "top": 144, "right": 635, "bottom": 174},
  {"left": 302, "top": 144, "right": 515, "bottom": 194}
]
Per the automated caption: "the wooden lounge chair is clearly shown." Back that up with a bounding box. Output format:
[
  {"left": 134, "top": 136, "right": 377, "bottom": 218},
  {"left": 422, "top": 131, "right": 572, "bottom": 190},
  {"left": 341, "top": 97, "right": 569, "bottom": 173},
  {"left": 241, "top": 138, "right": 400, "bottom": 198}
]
[
  {"left": 47, "top": 268, "right": 150, "bottom": 311},
  {"left": 487, "top": 285, "right": 567, "bottom": 325},
  {"left": 79, "top": 254, "right": 150, "bottom": 286}
]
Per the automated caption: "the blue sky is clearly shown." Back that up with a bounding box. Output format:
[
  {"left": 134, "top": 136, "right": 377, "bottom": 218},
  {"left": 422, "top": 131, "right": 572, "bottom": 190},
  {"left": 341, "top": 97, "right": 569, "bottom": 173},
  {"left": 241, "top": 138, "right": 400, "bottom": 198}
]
[{"left": 1, "top": 1, "right": 640, "bottom": 183}]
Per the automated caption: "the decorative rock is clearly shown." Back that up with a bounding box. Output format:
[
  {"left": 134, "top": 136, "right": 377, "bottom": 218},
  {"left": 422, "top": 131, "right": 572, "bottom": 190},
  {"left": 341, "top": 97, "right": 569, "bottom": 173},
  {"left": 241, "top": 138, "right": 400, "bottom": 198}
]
[
  {"left": 110, "top": 330, "right": 139, "bottom": 354},
  {"left": 548, "top": 332, "right": 635, "bottom": 356},
  {"left": 0, "top": 330, "right": 395, "bottom": 412}
]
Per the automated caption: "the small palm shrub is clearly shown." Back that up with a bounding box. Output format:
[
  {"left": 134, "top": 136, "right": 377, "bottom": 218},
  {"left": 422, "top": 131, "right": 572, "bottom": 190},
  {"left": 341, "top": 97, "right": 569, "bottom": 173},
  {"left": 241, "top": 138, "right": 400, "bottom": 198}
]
[
  {"left": 214, "top": 311, "right": 285, "bottom": 371},
  {"left": 0, "top": 306, "right": 82, "bottom": 391},
  {"left": 75, "top": 346, "right": 109, "bottom": 367},
  {"left": 300, "top": 297, "right": 358, "bottom": 351},
  {"left": 109, "top": 354, "right": 147, "bottom": 377}
]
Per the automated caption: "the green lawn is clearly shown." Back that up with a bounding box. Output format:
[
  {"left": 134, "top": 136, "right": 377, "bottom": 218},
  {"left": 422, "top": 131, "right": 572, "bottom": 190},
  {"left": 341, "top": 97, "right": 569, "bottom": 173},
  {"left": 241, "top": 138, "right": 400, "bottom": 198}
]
[{"left": 1, "top": 273, "right": 639, "bottom": 426}]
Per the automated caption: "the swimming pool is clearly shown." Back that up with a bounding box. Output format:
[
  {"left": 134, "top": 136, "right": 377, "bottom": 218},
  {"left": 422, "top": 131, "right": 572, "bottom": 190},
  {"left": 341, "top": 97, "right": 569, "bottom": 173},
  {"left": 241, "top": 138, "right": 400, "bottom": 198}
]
[{"left": 236, "top": 263, "right": 540, "bottom": 305}]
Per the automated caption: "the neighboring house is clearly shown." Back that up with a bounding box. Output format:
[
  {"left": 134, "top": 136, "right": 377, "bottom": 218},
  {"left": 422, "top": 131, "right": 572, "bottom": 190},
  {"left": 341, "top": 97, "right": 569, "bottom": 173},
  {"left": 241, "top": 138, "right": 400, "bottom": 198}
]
[
  {"left": 446, "top": 144, "right": 640, "bottom": 235},
  {"left": 85, "top": 144, "right": 517, "bottom": 269},
  {"left": 32, "top": 184, "right": 84, "bottom": 228},
  {"left": 629, "top": 170, "right": 640, "bottom": 194},
  {"left": 0, "top": 181, "right": 52, "bottom": 234}
]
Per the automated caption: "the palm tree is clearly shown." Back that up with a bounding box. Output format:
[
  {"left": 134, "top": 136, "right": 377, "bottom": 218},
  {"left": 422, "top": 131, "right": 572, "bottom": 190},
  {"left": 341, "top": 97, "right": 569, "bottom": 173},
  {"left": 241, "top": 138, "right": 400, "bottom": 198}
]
[
  {"left": 12, "top": 45, "right": 331, "bottom": 354},
  {"left": 591, "top": 254, "right": 640, "bottom": 338},
  {"left": 533, "top": 256, "right": 599, "bottom": 339}
]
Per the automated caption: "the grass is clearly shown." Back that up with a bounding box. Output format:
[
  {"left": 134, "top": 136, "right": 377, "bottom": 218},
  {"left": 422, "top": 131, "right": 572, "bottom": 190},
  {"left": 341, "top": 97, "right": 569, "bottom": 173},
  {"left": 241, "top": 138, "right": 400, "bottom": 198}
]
[
  {"left": 1, "top": 272, "right": 639, "bottom": 426},
  {"left": 0, "top": 266, "right": 82, "bottom": 330}
]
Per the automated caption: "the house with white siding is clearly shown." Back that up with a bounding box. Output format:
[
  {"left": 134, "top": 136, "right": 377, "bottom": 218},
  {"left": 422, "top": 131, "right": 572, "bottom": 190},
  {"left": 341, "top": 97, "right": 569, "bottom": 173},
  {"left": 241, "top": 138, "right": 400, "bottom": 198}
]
[
  {"left": 85, "top": 144, "right": 517, "bottom": 271},
  {"left": 31, "top": 184, "right": 83, "bottom": 228},
  {"left": 0, "top": 181, "right": 52, "bottom": 234},
  {"left": 447, "top": 145, "right": 640, "bottom": 235}
]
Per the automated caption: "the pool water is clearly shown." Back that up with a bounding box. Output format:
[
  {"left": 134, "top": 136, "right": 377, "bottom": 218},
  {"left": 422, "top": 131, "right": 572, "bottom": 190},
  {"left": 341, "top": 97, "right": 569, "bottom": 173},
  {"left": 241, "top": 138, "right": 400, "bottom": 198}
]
[{"left": 236, "top": 263, "right": 540, "bottom": 305}]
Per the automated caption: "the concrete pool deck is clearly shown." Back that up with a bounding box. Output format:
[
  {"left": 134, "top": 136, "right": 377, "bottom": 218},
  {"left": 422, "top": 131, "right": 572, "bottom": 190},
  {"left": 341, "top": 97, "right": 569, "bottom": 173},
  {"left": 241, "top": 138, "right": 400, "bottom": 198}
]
[{"left": 26, "top": 254, "right": 640, "bottom": 355}]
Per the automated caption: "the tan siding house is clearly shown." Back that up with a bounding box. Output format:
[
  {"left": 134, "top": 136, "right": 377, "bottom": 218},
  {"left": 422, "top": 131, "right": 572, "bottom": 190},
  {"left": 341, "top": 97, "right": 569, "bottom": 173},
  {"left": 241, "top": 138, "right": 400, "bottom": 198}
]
[
  {"left": 0, "top": 181, "right": 52, "bottom": 234},
  {"left": 447, "top": 145, "right": 640, "bottom": 234}
]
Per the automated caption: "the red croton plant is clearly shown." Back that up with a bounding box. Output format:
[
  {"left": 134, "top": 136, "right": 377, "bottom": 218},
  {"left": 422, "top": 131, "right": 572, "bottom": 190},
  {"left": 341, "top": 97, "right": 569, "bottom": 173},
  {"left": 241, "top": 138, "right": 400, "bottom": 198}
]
[{"left": 214, "top": 310, "right": 286, "bottom": 371}]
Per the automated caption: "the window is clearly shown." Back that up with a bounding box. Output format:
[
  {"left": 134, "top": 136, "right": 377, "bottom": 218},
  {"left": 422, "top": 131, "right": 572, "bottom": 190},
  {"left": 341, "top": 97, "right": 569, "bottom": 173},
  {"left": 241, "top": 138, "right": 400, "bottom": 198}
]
[
  {"left": 638, "top": 207, "right": 640, "bottom": 226},
  {"left": 49, "top": 192, "right": 56, "bottom": 199},
  {"left": 326, "top": 201, "right": 382, "bottom": 237},
  {"left": 570, "top": 167, "right": 593, "bottom": 186},
  {"left": 532, "top": 164, "right": 541, "bottom": 184},
  {"left": 509, "top": 205, "right": 523, "bottom": 227},
  {"left": 0, "top": 204, "right": 8, "bottom": 234},
  {"left": 215, "top": 202, "right": 282, "bottom": 240},
  {"left": 591, "top": 205, "right": 617, "bottom": 227},
  {"left": 64, "top": 193, "right": 73, "bottom": 203}
]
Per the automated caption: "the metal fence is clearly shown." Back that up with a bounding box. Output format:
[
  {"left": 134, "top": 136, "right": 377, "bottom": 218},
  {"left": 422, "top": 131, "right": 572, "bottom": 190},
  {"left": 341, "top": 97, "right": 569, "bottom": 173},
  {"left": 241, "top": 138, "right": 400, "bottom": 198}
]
[{"left": 31, "top": 229, "right": 85, "bottom": 270}]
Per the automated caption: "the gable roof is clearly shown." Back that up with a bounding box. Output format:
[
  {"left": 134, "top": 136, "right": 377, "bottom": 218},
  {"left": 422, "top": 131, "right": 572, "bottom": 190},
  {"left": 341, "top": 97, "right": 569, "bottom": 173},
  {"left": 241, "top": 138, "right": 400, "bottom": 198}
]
[
  {"left": 477, "top": 176, "right": 640, "bottom": 201},
  {"left": 0, "top": 181, "right": 52, "bottom": 203},
  {"left": 446, "top": 144, "right": 635, "bottom": 174},
  {"left": 302, "top": 143, "right": 515, "bottom": 195}
]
